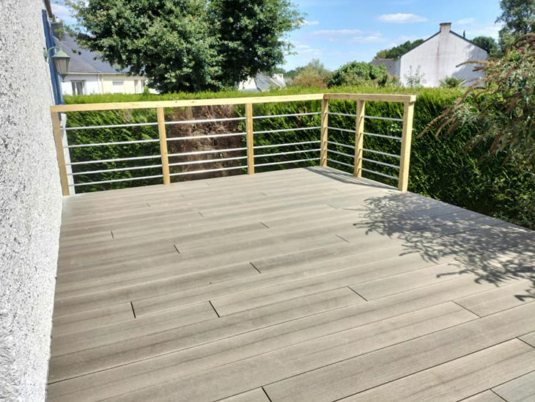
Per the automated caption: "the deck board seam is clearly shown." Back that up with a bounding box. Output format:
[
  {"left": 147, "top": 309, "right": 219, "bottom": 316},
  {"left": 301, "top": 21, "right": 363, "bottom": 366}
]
[
  {"left": 450, "top": 300, "right": 482, "bottom": 318},
  {"left": 209, "top": 300, "right": 221, "bottom": 318}
]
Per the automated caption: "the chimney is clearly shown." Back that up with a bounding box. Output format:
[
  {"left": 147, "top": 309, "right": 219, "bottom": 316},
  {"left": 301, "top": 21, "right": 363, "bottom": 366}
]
[{"left": 440, "top": 22, "right": 452, "bottom": 35}]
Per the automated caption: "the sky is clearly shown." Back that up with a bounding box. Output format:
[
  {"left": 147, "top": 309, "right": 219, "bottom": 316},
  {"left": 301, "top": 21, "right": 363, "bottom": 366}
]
[{"left": 51, "top": 0, "right": 504, "bottom": 71}]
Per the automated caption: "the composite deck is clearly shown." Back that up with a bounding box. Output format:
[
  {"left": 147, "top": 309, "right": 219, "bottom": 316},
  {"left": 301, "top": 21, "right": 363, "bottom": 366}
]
[{"left": 48, "top": 167, "right": 535, "bottom": 402}]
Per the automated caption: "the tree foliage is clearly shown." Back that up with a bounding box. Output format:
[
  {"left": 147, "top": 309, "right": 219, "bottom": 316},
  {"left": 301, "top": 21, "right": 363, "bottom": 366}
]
[
  {"left": 423, "top": 34, "right": 535, "bottom": 166},
  {"left": 497, "top": 0, "right": 535, "bottom": 48},
  {"left": 290, "top": 59, "right": 332, "bottom": 88},
  {"left": 66, "top": 0, "right": 303, "bottom": 93},
  {"left": 375, "top": 39, "right": 424, "bottom": 60},
  {"left": 328, "top": 62, "right": 390, "bottom": 87},
  {"left": 472, "top": 36, "right": 499, "bottom": 56}
]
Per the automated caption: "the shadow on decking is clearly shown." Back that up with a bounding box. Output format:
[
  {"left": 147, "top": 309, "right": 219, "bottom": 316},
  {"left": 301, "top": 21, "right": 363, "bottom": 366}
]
[{"left": 349, "top": 191, "right": 535, "bottom": 301}]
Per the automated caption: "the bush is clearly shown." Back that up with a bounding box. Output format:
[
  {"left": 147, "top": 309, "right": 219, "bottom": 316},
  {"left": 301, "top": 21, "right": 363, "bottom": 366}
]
[
  {"left": 63, "top": 86, "right": 535, "bottom": 229},
  {"left": 328, "top": 62, "right": 390, "bottom": 87},
  {"left": 439, "top": 76, "right": 466, "bottom": 88},
  {"left": 290, "top": 59, "right": 332, "bottom": 88}
]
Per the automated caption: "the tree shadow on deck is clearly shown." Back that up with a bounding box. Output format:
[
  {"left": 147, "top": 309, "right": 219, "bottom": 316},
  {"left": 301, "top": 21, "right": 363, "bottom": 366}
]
[{"left": 347, "top": 191, "right": 535, "bottom": 301}]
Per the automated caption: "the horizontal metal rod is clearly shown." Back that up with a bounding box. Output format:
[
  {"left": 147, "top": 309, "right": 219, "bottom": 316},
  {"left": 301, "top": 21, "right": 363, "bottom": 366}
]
[
  {"left": 253, "top": 112, "right": 321, "bottom": 120},
  {"left": 363, "top": 158, "right": 400, "bottom": 169},
  {"left": 66, "top": 138, "right": 160, "bottom": 149},
  {"left": 167, "top": 132, "right": 246, "bottom": 142},
  {"left": 365, "top": 115, "right": 403, "bottom": 122},
  {"left": 255, "top": 158, "right": 320, "bottom": 168},
  {"left": 165, "top": 116, "right": 246, "bottom": 125},
  {"left": 69, "top": 164, "right": 163, "bottom": 176},
  {"left": 169, "top": 156, "right": 247, "bottom": 167},
  {"left": 67, "top": 154, "right": 161, "bottom": 166},
  {"left": 329, "top": 112, "right": 357, "bottom": 118},
  {"left": 362, "top": 167, "right": 399, "bottom": 181},
  {"left": 328, "top": 126, "right": 355, "bottom": 134},
  {"left": 254, "top": 140, "right": 321, "bottom": 150},
  {"left": 73, "top": 174, "right": 163, "bottom": 187},
  {"left": 170, "top": 166, "right": 245, "bottom": 176},
  {"left": 327, "top": 158, "right": 354, "bottom": 169},
  {"left": 363, "top": 148, "right": 400, "bottom": 159},
  {"left": 168, "top": 147, "right": 247, "bottom": 157},
  {"left": 327, "top": 141, "right": 355, "bottom": 150},
  {"left": 254, "top": 149, "right": 321, "bottom": 159},
  {"left": 328, "top": 149, "right": 355, "bottom": 159},
  {"left": 364, "top": 132, "right": 402, "bottom": 141},
  {"left": 65, "top": 122, "right": 158, "bottom": 131},
  {"left": 254, "top": 126, "right": 321, "bottom": 135}
]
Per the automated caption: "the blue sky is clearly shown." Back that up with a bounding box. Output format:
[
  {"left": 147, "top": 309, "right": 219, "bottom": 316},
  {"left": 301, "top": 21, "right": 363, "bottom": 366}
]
[{"left": 51, "top": 0, "right": 504, "bottom": 71}]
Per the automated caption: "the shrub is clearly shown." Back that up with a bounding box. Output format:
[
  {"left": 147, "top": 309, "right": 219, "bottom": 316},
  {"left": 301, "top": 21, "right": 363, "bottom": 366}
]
[
  {"left": 328, "top": 62, "right": 390, "bottom": 87},
  {"left": 439, "top": 76, "right": 466, "bottom": 88}
]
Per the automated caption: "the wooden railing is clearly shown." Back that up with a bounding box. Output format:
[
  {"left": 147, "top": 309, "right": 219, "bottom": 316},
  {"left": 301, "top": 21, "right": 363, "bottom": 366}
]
[{"left": 50, "top": 93, "right": 416, "bottom": 196}]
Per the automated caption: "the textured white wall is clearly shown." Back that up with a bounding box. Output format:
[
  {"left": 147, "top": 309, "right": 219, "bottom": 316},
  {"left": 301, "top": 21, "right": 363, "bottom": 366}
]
[
  {"left": 0, "top": 1, "right": 62, "bottom": 401},
  {"left": 399, "top": 25, "right": 488, "bottom": 87}
]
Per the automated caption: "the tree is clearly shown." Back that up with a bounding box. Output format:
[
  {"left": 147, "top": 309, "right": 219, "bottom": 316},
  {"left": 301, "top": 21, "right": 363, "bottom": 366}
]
[
  {"left": 472, "top": 36, "right": 499, "bottom": 56},
  {"left": 422, "top": 34, "right": 535, "bottom": 166},
  {"left": 497, "top": 0, "right": 535, "bottom": 48},
  {"left": 66, "top": 0, "right": 303, "bottom": 93},
  {"left": 290, "top": 59, "right": 332, "bottom": 88},
  {"left": 328, "top": 62, "right": 390, "bottom": 87},
  {"left": 374, "top": 39, "right": 424, "bottom": 60}
]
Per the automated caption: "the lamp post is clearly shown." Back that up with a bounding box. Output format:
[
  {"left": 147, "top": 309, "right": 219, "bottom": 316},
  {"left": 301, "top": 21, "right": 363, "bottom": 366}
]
[{"left": 44, "top": 47, "right": 70, "bottom": 81}]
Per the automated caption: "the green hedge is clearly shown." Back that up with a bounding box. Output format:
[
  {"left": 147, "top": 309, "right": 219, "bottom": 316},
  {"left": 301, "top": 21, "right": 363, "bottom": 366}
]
[{"left": 63, "top": 87, "right": 534, "bottom": 229}]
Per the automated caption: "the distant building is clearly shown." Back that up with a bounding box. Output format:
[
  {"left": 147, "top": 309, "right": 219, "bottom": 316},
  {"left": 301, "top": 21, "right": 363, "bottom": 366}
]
[
  {"left": 53, "top": 26, "right": 148, "bottom": 96},
  {"left": 239, "top": 73, "right": 286, "bottom": 92},
  {"left": 372, "top": 23, "right": 488, "bottom": 87}
]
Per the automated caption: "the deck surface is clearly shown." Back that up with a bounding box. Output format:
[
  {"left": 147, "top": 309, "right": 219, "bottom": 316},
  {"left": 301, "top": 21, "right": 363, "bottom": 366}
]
[{"left": 48, "top": 167, "right": 535, "bottom": 402}]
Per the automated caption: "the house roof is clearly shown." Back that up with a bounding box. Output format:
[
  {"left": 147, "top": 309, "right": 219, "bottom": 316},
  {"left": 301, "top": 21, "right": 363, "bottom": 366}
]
[
  {"left": 55, "top": 31, "right": 126, "bottom": 75},
  {"left": 255, "top": 74, "right": 286, "bottom": 92},
  {"left": 399, "top": 26, "right": 488, "bottom": 60}
]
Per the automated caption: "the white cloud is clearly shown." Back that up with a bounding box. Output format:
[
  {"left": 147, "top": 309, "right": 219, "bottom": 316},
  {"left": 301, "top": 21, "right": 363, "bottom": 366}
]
[
  {"left": 457, "top": 18, "right": 476, "bottom": 25},
  {"left": 349, "top": 35, "right": 388, "bottom": 44},
  {"left": 465, "top": 22, "right": 504, "bottom": 39},
  {"left": 302, "top": 20, "right": 320, "bottom": 26},
  {"left": 377, "top": 13, "right": 427, "bottom": 24},
  {"left": 311, "top": 29, "right": 363, "bottom": 39},
  {"left": 51, "top": 2, "right": 77, "bottom": 25}
]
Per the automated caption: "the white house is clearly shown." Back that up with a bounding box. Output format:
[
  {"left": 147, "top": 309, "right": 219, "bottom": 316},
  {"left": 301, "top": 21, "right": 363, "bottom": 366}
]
[
  {"left": 373, "top": 23, "right": 488, "bottom": 87},
  {"left": 238, "top": 73, "right": 286, "bottom": 92},
  {"left": 53, "top": 27, "right": 148, "bottom": 96}
]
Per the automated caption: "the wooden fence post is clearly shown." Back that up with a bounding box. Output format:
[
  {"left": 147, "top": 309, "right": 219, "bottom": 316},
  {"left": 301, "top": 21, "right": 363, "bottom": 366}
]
[
  {"left": 246, "top": 103, "right": 255, "bottom": 175},
  {"left": 354, "top": 100, "right": 366, "bottom": 177},
  {"left": 398, "top": 100, "right": 415, "bottom": 192},
  {"left": 157, "top": 107, "right": 171, "bottom": 185},
  {"left": 320, "top": 98, "right": 329, "bottom": 167},
  {"left": 51, "top": 111, "right": 70, "bottom": 196}
]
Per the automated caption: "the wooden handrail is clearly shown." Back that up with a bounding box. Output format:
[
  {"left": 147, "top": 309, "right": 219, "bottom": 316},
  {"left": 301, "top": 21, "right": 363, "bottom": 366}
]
[{"left": 52, "top": 92, "right": 417, "bottom": 195}]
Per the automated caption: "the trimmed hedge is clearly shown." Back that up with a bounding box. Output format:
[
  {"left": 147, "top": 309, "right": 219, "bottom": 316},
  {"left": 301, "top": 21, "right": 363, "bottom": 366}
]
[{"left": 63, "top": 87, "right": 534, "bottom": 229}]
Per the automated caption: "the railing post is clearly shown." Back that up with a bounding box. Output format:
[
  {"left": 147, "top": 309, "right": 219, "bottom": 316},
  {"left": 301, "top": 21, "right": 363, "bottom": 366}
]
[
  {"left": 398, "top": 100, "right": 415, "bottom": 192},
  {"left": 157, "top": 107, "right": 171, "bottom": 185},
  {"left": 246, "top": 103, "right": 255, "bottom": 175},
  {"left": 320, "top": 98, "right": 329, "bottom": 167},
  {"left": 354, "top": 100, "right": 366, "bottom": 177},
  {"left": 51, "top": 111, "right": 70, "bottom": 196}
]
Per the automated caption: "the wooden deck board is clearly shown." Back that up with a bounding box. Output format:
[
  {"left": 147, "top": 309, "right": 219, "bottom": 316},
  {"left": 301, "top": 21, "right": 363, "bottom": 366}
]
[{"left": 48, "top": 167, "right": 535, "bottom": 402}]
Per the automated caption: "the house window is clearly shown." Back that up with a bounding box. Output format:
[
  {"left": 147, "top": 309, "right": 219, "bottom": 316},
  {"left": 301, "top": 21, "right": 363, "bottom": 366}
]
[
  {"left": 112, "top": 81, "right": 124, "bottom": 93},
  {"left": 71, "top": 81, "right": 85, "bottom": 96}
]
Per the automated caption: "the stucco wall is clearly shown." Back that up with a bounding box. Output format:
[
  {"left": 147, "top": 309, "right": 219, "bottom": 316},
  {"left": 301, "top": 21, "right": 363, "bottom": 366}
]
[
  {"left": 0, "top": 0, "right": 62, "bottom": 401},
  {"left": 399, "top": 26, "right": 487, "bottom": 87}
]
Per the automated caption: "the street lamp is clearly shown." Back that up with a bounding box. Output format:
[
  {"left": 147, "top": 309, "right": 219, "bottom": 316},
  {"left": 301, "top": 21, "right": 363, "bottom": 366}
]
[{"left": 44, "top": 47, "right": 70, "bottom": 81}]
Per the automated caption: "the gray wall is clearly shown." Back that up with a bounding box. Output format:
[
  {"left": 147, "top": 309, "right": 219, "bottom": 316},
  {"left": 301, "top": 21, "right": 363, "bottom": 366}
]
[{"left": 0, "top": 0, "right": 62, "bottom": 401}]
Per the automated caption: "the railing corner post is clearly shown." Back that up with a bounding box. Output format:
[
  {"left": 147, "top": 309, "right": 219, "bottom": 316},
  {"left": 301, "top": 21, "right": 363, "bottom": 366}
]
[
  {"left": 398, "top": 100, "right": 415, "bottom": 192},
  {"left": 51, "top": 111, "right": 70, "bottom": 196},
  {"left": 354, "top": 100, "right": 366, "bottom": 177},
  {"left": 320, "top": 98, "right": 329, "bottom": 167},
  {"left": 157, "top": 107, "right": 171, "bottom": 185},
  {"left": 246, "top": 103, "right": 255, "bottom": 175}
]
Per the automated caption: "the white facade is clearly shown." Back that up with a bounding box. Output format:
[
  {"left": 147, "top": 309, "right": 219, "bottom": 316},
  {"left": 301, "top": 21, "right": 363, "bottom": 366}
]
[
  {"left": 398, "top": 23, "right": 488, "bottom": 87},
  {"left": 61, "top": 74, "right": 146, "bottom": 96}
]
